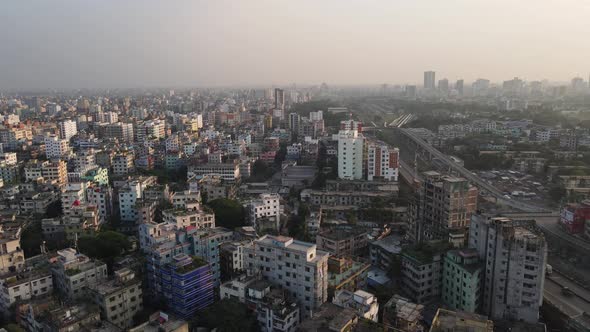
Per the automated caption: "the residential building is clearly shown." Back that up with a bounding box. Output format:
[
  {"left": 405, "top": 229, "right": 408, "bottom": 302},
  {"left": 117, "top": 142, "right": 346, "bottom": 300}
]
[
  {"left": 369, "top": 234, "right": 403, "bottom": 272},
  {"left": 244, "top": 235, "right": 329, "bottom": 318},
  {"left": 255, "top": 288, "right": 300, "bottom": 332},
  {"left": 441, "top": 248, "right": 483, "bottom": 313},
  {"left": 245, "top": 193, "right": 281, "bottom": 232},
  {"left": 44, "top": 135, "right": 70, "bottom": 159},
  {"left": 410, "top": 171, "right": 478, "bottom": 246},
  {"left": 220, "top": 240, "right": 250, "bottom": 281},
  {"left": 113, "top": 152, "right": 135, "bottom": 176},
  {"left": 162, "top": 207, "right": 215, "bottom": 229},
  {"left": 59, "top": 119, "right": 77, "bottom": 140},
  {"left": 469, "top": 215, "right": 547, "bottom": 323},
  {"left": 401, "top": 243, "right": 447, "bottom": 304},
  {"left": 104, "top": 122, "right": 134, "bottom": 143},
  {"left": 336, "top": 128, "right": 364, "bottom": 180},
  {"left": 0, "top": 225, "right": 25, "bottom": 274},
  {"left": 0, "top": 263, "right": 53, "bottom": 313},
  {"left": 333, "top": 289, "right": 379, "bottom": 322},
  {"left": 51, "top": 248, "right": 108, "bottom": 300},
  {"left": 316, "top": 228, "right": 368, "bottom": 256},
  {"left": 89, "top": 268, "right": 142, "bottom": 329},
  {"left": 383, "top": 295, "right": 424, "bottom": 332},
  {"left": 327, "top": 256, "right": 370, "bottom": 297},
  {"left": 129, "top": 311, "right": 189, "bottom": 332},
  {"left": 367, "top": 142, "right": 399, "bottom": 181},
  {"left": 151, "top": 254, "right": 214, "bottom": 319},
  {"left": 189, "top": 227, "right": 233, "bottom": 286},
  {"left": 430, "top": 308, "right": 494, "bottom": 332}
]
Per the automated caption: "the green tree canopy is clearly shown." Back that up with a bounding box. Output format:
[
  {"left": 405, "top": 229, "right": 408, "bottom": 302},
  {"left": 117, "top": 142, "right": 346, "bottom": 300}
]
[
  {"left": 206, "top": 198, "right": 246, "bottom": 229},
  {"left": 191, "top": 299, "right": 258, "bottom": 332},
  {"left": 78, "top": 231, "right": 131, "bottom": 271}
]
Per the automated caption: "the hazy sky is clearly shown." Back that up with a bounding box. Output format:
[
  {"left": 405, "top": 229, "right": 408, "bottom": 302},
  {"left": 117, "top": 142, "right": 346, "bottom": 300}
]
[{"left": 1, "top": 0, "right": 589, "bottom": 89}]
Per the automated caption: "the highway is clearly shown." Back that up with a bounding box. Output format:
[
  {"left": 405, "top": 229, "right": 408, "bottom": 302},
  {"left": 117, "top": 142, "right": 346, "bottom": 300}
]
[
  {"left": 397, "top": 128, "right": 549, "bottom": 213},
  {"left": 544, "top": 271, "right": 590, "bottom": 320}
]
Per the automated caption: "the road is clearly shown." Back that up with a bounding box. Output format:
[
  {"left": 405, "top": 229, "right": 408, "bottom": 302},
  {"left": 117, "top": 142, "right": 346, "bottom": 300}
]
[
  {"left": 397, "top": 128, "right": 548, "bottom": 213},
  {"left": 544, "top": 271, "right": 590, "bottom": 319}
]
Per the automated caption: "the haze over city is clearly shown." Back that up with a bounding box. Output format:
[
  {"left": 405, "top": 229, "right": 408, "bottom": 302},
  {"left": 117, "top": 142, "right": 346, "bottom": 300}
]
[
  {"left": 2, "top": 2, "right": 590, "bottom": 332},
  {"left": 1, "top": 0, "right": 590, "bottom": 89}
]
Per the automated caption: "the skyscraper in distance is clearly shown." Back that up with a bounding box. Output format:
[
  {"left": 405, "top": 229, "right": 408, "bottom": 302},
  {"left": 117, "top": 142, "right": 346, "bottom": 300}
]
[
  {"left": 455, "top": 79, "right": 464, "bottom": 96},
  {"left": 274, "top": 88, "right": 285, "bottom": 109},
  {"left": 424, "top": 71, "right": 436, "bottom": 90}
]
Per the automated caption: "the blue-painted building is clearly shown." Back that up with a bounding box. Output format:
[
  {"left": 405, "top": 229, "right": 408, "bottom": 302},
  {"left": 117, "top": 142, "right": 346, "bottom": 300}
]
[{"left": 155, "top": 253, "right": 214, "bottom": 319}]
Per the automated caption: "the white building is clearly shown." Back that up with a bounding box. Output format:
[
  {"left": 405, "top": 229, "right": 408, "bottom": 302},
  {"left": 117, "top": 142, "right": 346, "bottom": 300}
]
[
  {"left": 0, "top": 268, "right": 53, "bottom": 313},
  {"left": 45, "top": 135, "right": 70, "bottom": 159},
  {"left": 61, "top": 182, "right": 88, "bottom": 217},
  {"left": 245, "top": 193, "right": 281, "bottom": 231},
  {"left": 244, "top": 235, "right": 329, "bottom": 318},
  {"left": 59, "top": 119, "right": 78, "bottom": 141},
  {"left": 188, "top": 162, "right": 240, "bottom": 182},
  {"left": 333, "top": 289, "right": 379, "bottom": 322},
  {"left": 469, "top": 215, "right": 547, "bottom": 323},
  {"left": 367, "top": 142, "right": 399, "bottom": 181},
  {"left": 336, "top": 129, "right": 364, "bottom": 180}
]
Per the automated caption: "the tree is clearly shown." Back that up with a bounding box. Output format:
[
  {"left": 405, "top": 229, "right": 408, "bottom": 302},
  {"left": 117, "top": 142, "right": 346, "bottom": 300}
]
[
  {"left": 206, "top": 199, "right": 245, "bottom": 228},
  {"left": 78, "top": 231, "right": 131, "bottom": 272},
  {"left": 250, "top": 160, "right": 274, "bottom": 182},
  {"left": 21, "top": 221, "right": 43, "bottom": 257},
  {"left": 191, "top": 299, "right": 259, "bottom": 332}
]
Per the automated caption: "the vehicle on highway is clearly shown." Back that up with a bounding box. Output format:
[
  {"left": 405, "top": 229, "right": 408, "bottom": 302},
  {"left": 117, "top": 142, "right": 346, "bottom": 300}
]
[
  {"left": 546, "top": 264, "right": 553, "bottom": 275},
  {"left": 562, "top": 286, "right": 574, "bottom": 296}
]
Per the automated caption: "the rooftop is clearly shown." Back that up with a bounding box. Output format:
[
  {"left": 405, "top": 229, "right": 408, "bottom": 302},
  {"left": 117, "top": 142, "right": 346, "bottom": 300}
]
[{"left": 430, "top": 308, "right": 493, "bottom": 332}]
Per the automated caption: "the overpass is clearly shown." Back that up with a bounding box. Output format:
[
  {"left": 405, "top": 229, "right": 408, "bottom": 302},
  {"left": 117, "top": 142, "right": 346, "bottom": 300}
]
[{"left": 395, "top": 127, "right": 549, "bottom": 213}]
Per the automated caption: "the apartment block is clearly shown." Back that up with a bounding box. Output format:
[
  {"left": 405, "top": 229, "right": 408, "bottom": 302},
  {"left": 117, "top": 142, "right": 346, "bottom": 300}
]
[
  {"left": 316, "top": 228, "right": 368, "bottom": 256},
  {"left": 469, "top": 215, "right": 547, "bottom": 323},
  {"left": 89, "top": 268, "right": 143, "bottom": 329},
  {"left": 154, "top": 254, "right": 214, "bottom": 319},
  {"left": 244, "top": 235, "right": 329, "bottom": 318},
  {"left": 441, "top": 248, "right": 483, "bottom": 313},
  {"left": 367, "top": 142, "right": 399, "bottom": 181},
  {"left": 410, "top": 171, "right": 477, "bottom": 246},
  {"left": 51, "top": 248, "right": 108, "bottom": 300}
]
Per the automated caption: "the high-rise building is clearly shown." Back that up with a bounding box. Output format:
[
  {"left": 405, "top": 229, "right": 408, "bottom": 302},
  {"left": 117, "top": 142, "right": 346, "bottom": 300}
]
[
  {"left": 59, "top": 119, "right": 78, "bottom": 141},
  {"left": 409, "top": 171, "right": 478, "bottom": 246},
  {"left": 472, "top": 79, "right": 490, "bottom": 96},
  {"left": 455, "top": 79, "right": 464, "bottom": 95},
  {"left": 274, "top": 88, "right": 285, "bottom": 109},
  {"left": 438, "top": 79, "right": 449, "bottom": 93},
  {"left": 289, "top": 113, "right": 300, "bottom": 133},
  {"left": 336, "top": 120, "right": 364, "bottom": 180},
  {"left": 244, "top": 235, "right": 329, "bottom": 318},
  {"left": 424, "top": 71, "right": 436, "bottom": 90},
  {"left": 367, "top": 142, "right": 399, "bottom": 181},
  {"left": 469, "top": 215, "right": 547, "bottom": 323}
]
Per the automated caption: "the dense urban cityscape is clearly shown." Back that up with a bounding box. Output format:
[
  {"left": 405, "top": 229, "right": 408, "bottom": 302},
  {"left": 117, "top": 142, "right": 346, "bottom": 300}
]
[
  {"left": 0, "top": 73, "right": 588, "bottom": 332},
  {"left": 2, "top": 0, "right": 590, "bottom": 331}
]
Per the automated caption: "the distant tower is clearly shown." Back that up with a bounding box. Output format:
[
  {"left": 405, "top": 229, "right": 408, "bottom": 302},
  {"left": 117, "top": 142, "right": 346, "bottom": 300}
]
[
  {"left": 424, "top": 71, "right": 436, "bottom": 90},
  {"left": 455, "top": 80, "right": 464, "bottom": 96}
]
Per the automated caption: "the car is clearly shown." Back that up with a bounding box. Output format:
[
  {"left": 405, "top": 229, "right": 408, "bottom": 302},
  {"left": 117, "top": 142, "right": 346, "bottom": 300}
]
[{"left": 562, "top": 286, "right": 574, "bottom": 296}]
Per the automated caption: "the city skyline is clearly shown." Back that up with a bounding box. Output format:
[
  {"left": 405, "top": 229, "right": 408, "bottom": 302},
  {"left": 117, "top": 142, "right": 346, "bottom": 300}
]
[{"left": 1, "top": 0, "right": 590, "bottom": 89}]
